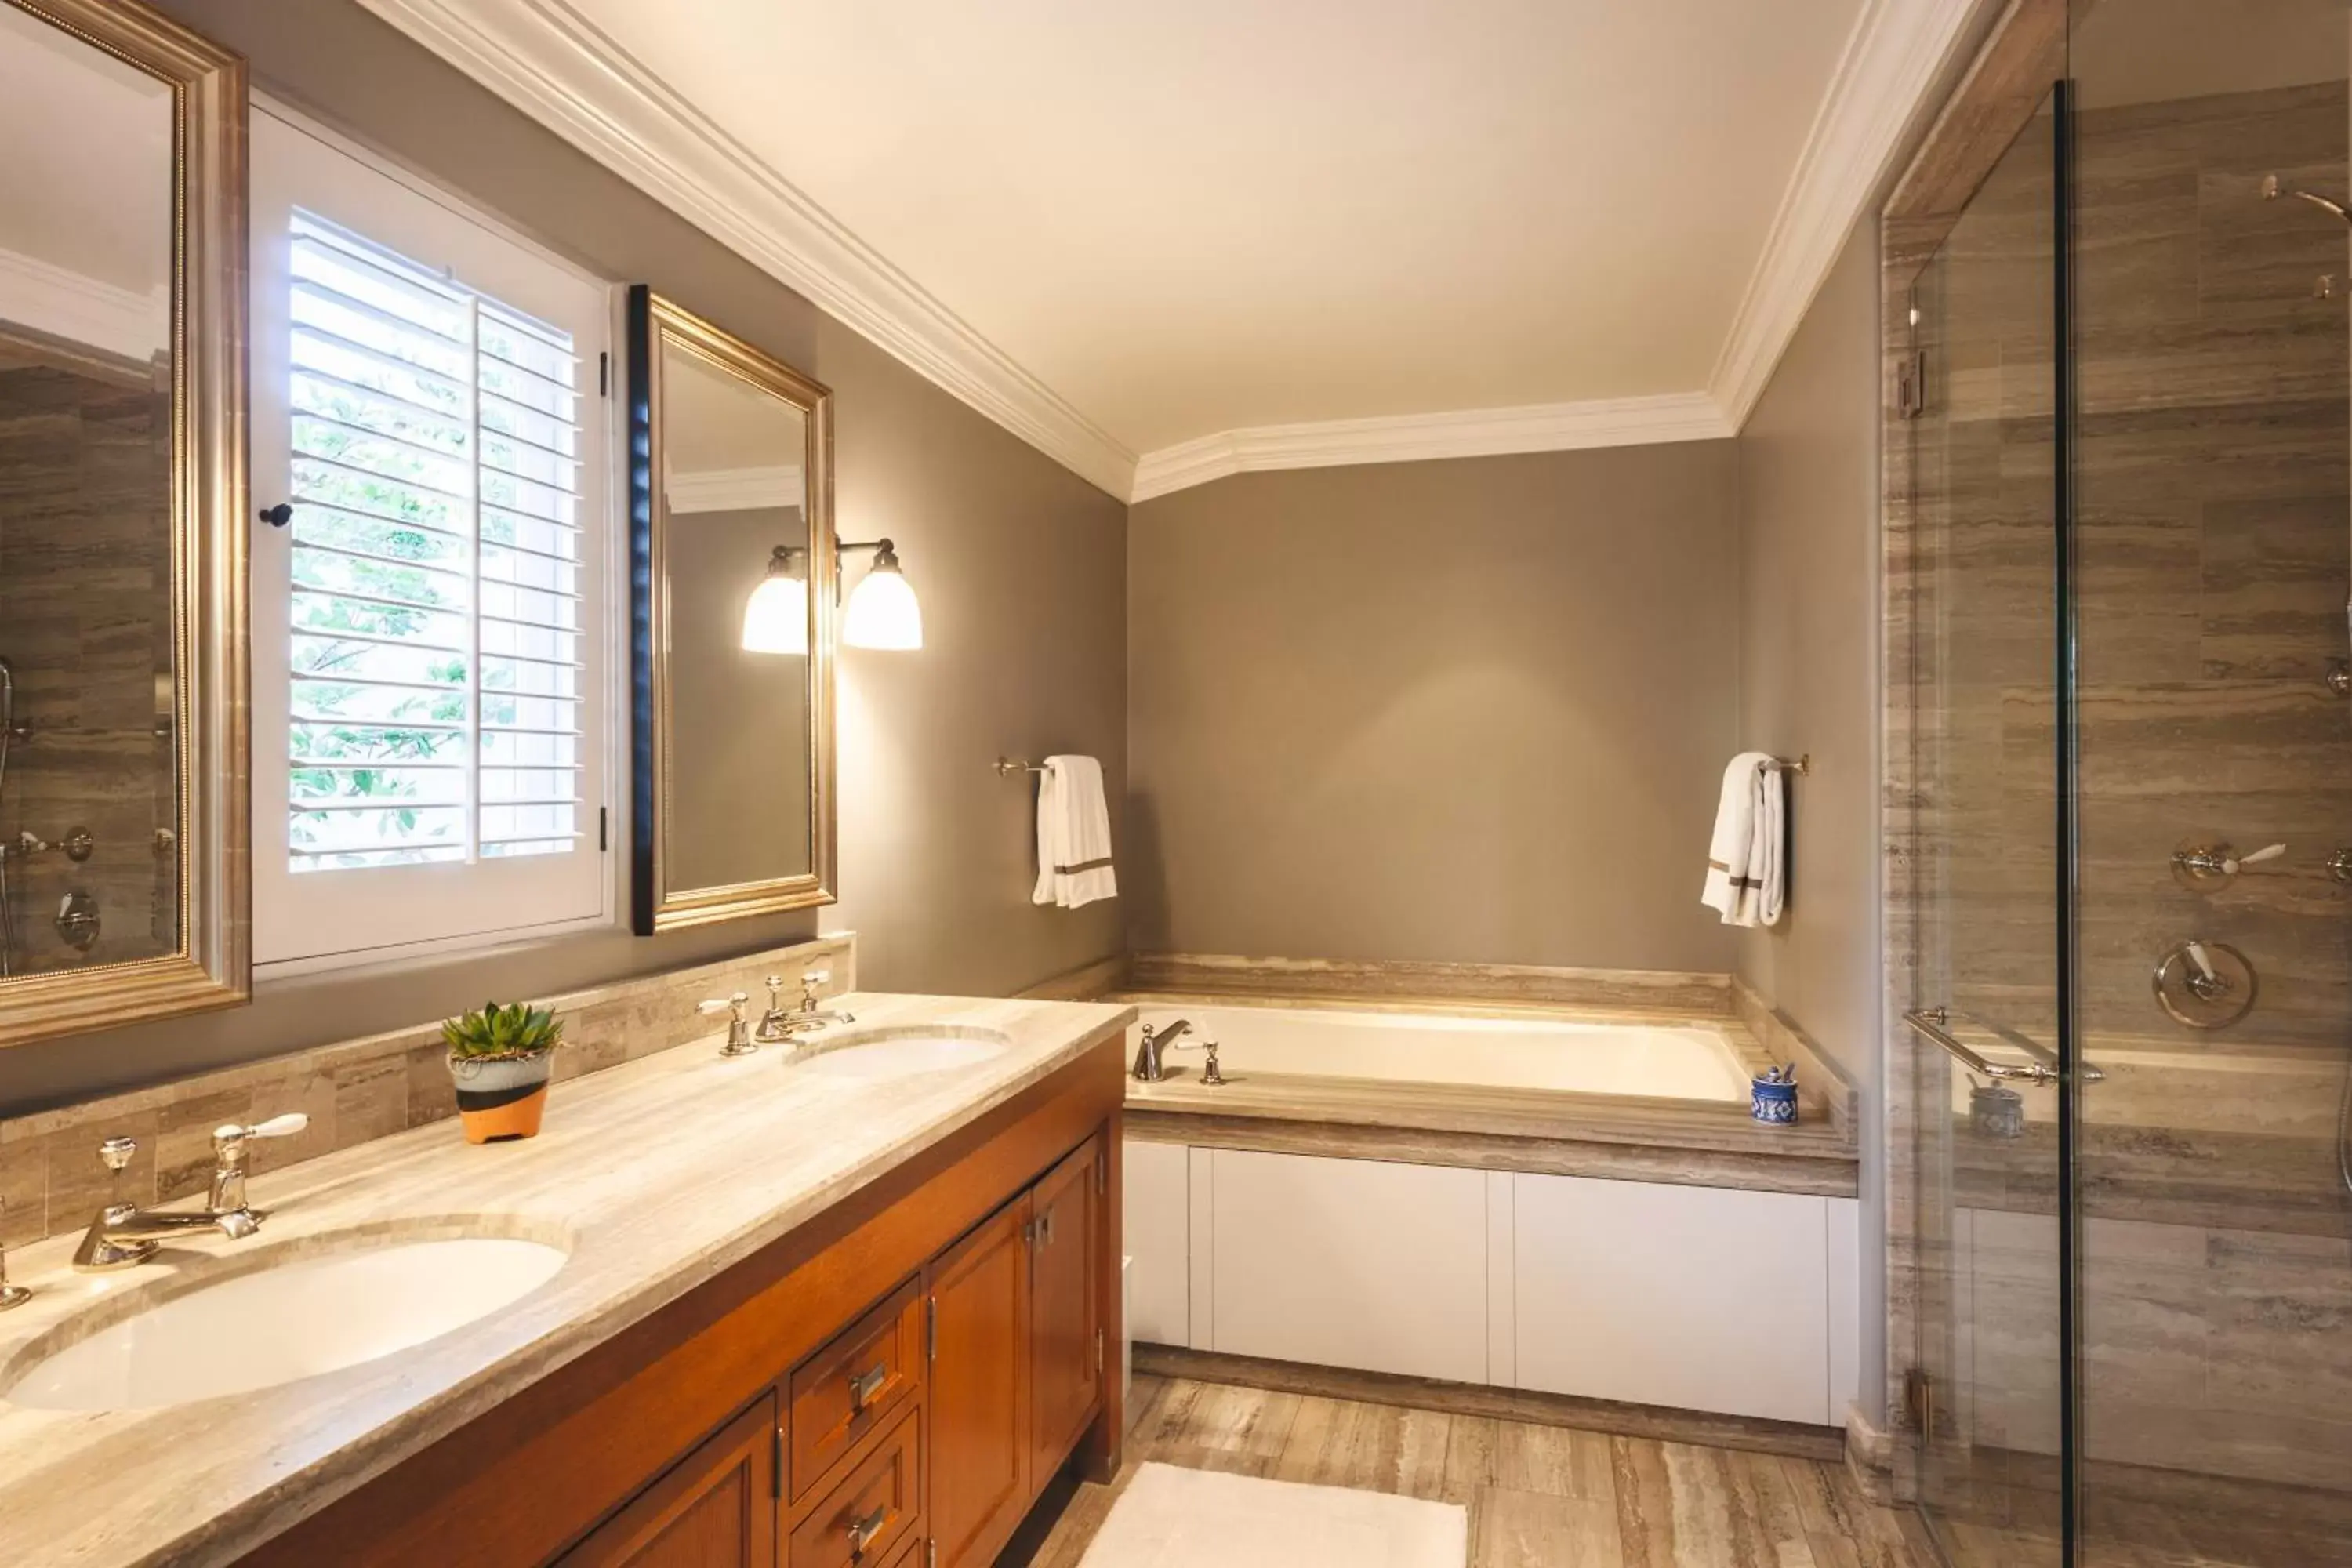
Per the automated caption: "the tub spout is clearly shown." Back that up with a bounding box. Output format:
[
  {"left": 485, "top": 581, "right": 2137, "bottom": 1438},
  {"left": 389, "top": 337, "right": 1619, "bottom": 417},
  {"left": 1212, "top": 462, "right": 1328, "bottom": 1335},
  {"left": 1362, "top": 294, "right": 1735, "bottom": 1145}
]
[{"left": 1134, "top": 1019, "right": 1190, "bottom": 1082}]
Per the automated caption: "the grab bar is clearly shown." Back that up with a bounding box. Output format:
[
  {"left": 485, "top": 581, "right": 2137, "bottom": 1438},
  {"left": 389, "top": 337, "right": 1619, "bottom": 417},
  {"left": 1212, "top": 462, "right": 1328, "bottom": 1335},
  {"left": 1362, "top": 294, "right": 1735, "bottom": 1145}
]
[
  {"left": 1904, "top": 1007, "right": 2056, "bottom": 1086},
  {"left": 1987, "top": 1018, "right": 2106, "bottom": 1086}
]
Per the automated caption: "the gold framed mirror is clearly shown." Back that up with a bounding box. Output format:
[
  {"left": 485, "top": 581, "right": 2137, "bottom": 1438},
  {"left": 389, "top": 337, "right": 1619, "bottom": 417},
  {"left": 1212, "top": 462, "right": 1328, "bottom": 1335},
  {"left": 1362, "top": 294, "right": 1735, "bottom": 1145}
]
[
  {"left": 626, "top": 289, "right": 836, "bottom": 933},
  {"left": 0, "top": 0, "right": 249, "bottom": 1047}
]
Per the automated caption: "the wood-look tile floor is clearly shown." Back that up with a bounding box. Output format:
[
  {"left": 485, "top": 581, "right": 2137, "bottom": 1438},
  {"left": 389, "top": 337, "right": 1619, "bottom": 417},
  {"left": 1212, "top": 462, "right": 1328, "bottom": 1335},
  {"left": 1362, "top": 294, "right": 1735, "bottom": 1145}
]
[{"left": 1004, "top": 1374, "right": 1943, "bottom": 1568}]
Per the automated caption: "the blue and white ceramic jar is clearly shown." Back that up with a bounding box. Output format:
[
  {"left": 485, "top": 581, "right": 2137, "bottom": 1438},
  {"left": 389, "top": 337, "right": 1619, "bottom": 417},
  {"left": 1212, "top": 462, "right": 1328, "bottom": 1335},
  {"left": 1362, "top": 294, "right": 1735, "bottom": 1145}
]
[{"left": 1751, "top": 1073, "right": 1799, "bottom": 1126}]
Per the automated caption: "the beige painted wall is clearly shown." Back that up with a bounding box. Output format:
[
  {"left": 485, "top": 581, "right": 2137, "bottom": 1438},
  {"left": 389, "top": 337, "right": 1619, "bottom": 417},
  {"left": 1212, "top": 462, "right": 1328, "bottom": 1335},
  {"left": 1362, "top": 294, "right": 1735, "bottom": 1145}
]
[
  {"left": 1735, "top": 218, "right": 1884, "bottom": 1425},
  {"left": 1734, "top": 223, "right": 1883, "bottom": 1084},
  {"left": 1127, "top": 445, "right": 1741, "bottom": 974},
  {"left": 0, "top": 0, "right": 1123, "bottom": 1112}
]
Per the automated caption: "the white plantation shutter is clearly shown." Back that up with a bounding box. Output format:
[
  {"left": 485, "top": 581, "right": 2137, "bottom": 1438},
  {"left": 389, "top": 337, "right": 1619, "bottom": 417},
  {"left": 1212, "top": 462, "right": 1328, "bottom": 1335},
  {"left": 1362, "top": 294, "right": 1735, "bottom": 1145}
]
[{"left": 252, "top": 110, "right": 608, "bottom": 965}]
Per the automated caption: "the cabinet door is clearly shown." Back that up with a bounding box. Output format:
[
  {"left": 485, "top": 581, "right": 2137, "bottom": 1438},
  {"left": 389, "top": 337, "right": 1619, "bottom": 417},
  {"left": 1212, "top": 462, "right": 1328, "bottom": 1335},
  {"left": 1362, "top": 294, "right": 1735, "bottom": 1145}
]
[
  {"left": 560, "top": 1396, "right": 778, "bottom": 1568},
  {"left": 1029, "top": 1137, "right": 1102, "bottom": 1480},
  {"left": 926, "top": 1196, "right": 1030, "bottom": 1568}
]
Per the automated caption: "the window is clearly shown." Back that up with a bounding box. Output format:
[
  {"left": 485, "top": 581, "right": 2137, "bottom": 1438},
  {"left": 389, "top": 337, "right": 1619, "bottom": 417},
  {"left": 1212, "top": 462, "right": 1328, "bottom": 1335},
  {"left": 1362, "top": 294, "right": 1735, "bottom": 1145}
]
[{"left": 250, "top": 108, "right": 612, "bottom": 967}]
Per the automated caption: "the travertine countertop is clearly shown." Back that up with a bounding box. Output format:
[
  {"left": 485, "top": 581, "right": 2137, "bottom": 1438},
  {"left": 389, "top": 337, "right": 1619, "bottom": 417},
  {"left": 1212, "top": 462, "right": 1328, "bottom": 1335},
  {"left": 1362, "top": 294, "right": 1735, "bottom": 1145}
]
[{"left": 0, "top": 992, "right": 1132, "bottom": 1568}]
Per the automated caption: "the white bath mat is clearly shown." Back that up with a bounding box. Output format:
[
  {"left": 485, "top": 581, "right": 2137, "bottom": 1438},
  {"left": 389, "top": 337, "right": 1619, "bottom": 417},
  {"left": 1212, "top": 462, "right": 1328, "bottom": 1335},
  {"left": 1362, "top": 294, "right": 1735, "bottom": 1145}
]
[{"left": 1077, "top": 1461, "right": 1468, "bottom": 1568}]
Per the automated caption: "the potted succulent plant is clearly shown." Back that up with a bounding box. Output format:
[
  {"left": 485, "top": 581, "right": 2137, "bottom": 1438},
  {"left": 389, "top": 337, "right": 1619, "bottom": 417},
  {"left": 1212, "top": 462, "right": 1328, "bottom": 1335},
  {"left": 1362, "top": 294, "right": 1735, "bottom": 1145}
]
[{"left": 442, "top": 1000, "right": 566, "bottom": 1144}]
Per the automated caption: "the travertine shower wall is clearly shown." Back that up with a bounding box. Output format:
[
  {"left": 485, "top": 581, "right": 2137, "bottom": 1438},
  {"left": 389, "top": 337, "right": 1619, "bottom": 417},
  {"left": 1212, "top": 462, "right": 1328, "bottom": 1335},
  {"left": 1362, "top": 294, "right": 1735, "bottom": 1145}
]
[
  {"left": 0, "top": 338, "right": 177, "bottom": 980},
  {"left": 1907, "top": 78, "right": 2352, "bottom": 1515}
]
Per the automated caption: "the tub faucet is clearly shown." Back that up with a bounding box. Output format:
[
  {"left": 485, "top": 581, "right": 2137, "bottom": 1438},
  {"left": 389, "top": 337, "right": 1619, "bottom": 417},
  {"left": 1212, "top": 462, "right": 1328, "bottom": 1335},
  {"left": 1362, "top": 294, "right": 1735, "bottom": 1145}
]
[
  {"left": 72, "top": 1120, "right": 307, "bottom": 1271},
  {"left": 1133, "top": 1019, "right": 1191, "bottom": 1082}
]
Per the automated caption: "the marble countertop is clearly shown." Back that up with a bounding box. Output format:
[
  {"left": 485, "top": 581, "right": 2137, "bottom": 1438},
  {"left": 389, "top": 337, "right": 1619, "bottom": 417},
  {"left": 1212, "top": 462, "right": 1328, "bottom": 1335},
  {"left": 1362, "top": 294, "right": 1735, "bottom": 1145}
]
[{"left": 0, "top": 992, "right": 1133, "bottom": 1568}]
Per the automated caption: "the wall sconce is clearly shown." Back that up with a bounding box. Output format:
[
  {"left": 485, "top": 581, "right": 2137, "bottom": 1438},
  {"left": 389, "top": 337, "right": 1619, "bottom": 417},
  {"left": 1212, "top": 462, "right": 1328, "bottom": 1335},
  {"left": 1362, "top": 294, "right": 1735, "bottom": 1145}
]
[
  {"left": 839, "top": 537, "right": 923, "bottom": 651},
  {"left": 740, "top": 536, "right": 923, "bottom": 654}
]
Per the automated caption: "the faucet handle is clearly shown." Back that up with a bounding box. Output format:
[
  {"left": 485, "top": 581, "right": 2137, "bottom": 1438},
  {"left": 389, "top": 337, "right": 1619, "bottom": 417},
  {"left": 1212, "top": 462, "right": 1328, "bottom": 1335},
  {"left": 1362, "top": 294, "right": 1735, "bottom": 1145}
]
[
  {"left": 212, "top": 1113, "right": 310, "bottom": 1156},
  {"left": 98, "top": 1136, "right": 138, "bottom": 1174},
  {"left": 699, "top": 993, "right": 750, "bottom": 1020}
]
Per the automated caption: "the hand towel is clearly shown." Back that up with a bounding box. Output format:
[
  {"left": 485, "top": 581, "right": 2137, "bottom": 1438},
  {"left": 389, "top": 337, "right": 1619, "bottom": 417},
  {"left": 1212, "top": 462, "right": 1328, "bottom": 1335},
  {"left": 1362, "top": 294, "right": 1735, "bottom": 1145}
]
[
  {"left": 1032, "top": 753, "right": 1117, "bottom": 909},
  {"left": 1700, "top": 752, "right": 1784, "bottom": 927}
]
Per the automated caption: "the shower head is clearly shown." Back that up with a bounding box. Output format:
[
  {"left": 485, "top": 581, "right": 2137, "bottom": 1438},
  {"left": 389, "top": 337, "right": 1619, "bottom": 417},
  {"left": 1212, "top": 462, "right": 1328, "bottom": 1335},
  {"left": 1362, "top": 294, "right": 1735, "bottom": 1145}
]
[{"left": 2262, "top": 172, "right": 2352, "bottom": 227}]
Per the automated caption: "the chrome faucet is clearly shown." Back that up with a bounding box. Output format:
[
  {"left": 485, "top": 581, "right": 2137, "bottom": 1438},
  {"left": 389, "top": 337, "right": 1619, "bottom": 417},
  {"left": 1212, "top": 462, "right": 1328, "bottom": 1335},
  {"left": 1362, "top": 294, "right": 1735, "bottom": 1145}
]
[
  {"left": 74, "top": 1116, "right": 308, "bottom": 1272},
  {"left": 1132, "top": 1019, "right": 1191, "bottom": 1082},
  {"left": 755, "top": 967, "right": 857, "bottom": 1043},
  {"left": 0, "top": 1196, "right": 27, "bottom": 1311},
  {"left": 700, "top": 993, "right": 757, "bottom": 1056}
]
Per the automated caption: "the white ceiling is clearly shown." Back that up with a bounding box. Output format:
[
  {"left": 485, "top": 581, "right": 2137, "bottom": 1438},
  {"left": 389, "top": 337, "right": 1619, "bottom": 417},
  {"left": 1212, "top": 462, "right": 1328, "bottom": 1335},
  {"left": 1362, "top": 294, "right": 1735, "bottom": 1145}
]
[
  {"left": 568, "top": 0, "right": 1860, "bottom": 454},
  {"left": 363, "top": 0, "right": 1987, "bottom": 498}
]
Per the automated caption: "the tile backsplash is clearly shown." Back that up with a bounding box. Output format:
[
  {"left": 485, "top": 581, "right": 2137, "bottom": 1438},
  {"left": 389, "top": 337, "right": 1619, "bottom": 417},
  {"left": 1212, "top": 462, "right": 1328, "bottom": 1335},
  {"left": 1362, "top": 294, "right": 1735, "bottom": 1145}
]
[{"left": 0, "top": 934, "right": 854, "bottom": 1251}]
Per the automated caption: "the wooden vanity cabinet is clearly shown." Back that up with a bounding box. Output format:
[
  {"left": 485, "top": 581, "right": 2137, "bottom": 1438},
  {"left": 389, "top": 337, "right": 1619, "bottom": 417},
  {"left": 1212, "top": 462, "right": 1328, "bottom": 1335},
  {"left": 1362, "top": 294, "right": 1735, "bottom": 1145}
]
[
  {"left": 925, "top": 1196, "right": 1033, "bottom": 1568},
  {"left": 559, "top": 1397, "right": 779, "bottom": 1568},
  {"left": 238, "top": 1037, "right": 1125, "bottom": 1568},
  {"left": 1027, "top": 1138, "right": 1103, "bottom": 1483}
]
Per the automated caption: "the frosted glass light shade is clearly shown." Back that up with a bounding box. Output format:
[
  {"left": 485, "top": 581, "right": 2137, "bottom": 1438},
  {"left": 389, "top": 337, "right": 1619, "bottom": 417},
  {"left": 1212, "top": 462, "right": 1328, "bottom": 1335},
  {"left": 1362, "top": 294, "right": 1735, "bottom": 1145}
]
[
  {"left": 843, "top": 561, "right": 922, "bottom": 650},
  {"left": 741, "top": 560, "right": 808, "bottom": 654}
]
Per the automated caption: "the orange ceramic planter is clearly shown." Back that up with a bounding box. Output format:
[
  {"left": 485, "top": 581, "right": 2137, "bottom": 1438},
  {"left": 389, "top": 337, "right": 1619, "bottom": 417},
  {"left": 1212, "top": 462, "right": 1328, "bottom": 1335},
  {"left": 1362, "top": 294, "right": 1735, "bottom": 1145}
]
[
  {"left": 448, "top": 1051, "right": 554, "bottom": 1144},
  {"left": 458, "top": 1083, "right": 549, "bottom": 1145}
]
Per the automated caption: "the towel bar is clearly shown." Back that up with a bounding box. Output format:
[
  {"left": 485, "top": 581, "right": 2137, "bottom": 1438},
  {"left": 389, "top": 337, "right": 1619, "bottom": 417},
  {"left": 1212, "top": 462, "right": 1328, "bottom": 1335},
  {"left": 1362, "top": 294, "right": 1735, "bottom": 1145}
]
[
  {"left": 1766, "top": 754, "right": 1810, "bottom": 775},
  {"left": 995, "top": 757, "right": 1047, "bottom": 775}
]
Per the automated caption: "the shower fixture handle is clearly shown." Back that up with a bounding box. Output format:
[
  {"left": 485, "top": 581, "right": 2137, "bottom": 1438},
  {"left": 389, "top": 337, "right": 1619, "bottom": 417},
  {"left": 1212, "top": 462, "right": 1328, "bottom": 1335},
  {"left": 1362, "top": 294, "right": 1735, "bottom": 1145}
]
[
  {"left": 2152, "top": 940, "right": 2256, "bottom": 1030},
  {"left": 2172, "top": 840, "right": 2285, "bottom": 887}
]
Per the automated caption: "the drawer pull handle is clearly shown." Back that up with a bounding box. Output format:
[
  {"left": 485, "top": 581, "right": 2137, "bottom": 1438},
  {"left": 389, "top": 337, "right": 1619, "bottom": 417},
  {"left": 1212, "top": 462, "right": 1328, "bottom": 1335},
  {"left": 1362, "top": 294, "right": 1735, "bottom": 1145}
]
[
  {"left": 848, "top": 1362, "right": 890, "bottom": 1413},
  {"left": 846, "top": 1501, "right": 890, "bottom": 1557}
]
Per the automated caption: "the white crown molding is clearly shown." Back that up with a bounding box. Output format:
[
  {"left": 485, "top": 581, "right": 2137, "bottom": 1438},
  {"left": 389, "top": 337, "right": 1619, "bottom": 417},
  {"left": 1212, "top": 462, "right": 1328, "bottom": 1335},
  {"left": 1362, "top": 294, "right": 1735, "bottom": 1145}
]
[
  {"left": 355, "top": 0, "right": 1138, "bottom": 499},
  {"left": 664, "top": 463, "right": 804, "bottom": 514},
  {"left": 0, "top": 245, "right": 168, "bottom": 361},
  {"left": 1128, "top": 393, "right": 1733, "bottom": 504},
  {"left": 359, "top": 0, "right": 1979, "bottom": 508},
  {"left": 1707, "top": 0, "right": 1986, "bottom": 427}
]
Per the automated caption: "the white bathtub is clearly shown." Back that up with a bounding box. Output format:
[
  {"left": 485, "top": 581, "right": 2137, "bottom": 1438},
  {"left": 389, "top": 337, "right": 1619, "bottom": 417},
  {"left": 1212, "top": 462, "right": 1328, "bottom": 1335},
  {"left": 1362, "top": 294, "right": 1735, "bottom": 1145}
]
[{"left": 1127, "top": 1001, "right": 1751, "bottom": 1102}]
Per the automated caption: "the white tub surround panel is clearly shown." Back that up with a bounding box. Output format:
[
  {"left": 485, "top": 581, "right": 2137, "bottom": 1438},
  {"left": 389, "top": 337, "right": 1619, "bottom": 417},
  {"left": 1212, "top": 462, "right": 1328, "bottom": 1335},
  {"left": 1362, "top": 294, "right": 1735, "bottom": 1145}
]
[
  {"left": 1828, "top": 1192, "right": 1863, "bottom": 1424},
  {"left": 1187, "top": 1145, "right": 1216, "bottom": 1350},
  {"left": 1123, "top": 1138, "right": 1190, "bottom": 1347},
  {"left": 1484, "top": 1169, "right": 1516, "bottom": 1388},
  {"left": 1126, "top": 1141, "right": 1860, "bottom": 1428},
  {"left": 1512, "top": 1173, "right": 1831, "bottom": 1425},
  {"left": 1206, "top": 1149, "right": 1490, "bottom": 1385}
]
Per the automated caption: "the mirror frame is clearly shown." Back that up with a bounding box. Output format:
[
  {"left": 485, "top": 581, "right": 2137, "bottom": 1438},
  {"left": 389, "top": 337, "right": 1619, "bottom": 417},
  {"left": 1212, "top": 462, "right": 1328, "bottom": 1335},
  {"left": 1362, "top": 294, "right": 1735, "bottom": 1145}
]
[
  {"left": 0, "top": 0, "right": 249, "bottom": 1049},
  {"left": 626, "top": 288, "right": 837, "bottom": 934}
]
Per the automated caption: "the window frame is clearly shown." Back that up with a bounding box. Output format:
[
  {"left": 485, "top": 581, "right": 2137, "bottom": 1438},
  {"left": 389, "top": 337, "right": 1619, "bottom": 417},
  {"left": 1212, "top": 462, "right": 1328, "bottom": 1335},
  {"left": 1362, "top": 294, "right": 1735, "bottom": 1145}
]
[{"left": 247, "top": 96, "right": 623, "bottom": 978}]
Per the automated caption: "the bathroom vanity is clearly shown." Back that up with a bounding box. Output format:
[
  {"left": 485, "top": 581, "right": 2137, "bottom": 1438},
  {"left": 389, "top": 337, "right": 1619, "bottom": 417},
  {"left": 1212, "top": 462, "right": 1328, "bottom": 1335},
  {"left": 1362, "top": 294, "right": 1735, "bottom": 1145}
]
[{"left": 0, "top": 993, "right": 1132, "bottom": 1568}]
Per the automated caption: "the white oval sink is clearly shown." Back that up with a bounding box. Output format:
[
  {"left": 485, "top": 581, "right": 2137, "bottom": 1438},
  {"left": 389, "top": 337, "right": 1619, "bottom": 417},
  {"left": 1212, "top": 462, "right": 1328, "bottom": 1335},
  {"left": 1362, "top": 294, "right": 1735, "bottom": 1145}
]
[
  {"left": 794, "top": 1030, "right": 1007, "bottom": 1080},
  {"left": 4, "top": 1235, "right": 568, "bottom": 1411}
]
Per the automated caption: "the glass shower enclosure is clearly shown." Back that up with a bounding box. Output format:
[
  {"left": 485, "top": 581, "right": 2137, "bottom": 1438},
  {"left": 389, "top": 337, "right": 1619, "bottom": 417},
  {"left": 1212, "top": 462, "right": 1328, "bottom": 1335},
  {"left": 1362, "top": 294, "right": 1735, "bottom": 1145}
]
[{"left": 1903, "top": 4, "right": 2352, "bottom": 1564}]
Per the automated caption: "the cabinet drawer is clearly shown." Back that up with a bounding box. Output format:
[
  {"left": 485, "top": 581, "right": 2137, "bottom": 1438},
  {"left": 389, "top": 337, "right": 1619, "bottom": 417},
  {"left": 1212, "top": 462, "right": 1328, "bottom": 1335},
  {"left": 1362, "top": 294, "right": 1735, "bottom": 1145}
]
[
  {"left": 789, "top": 1278, "right": 923, "bottom": 1500},
  {"left": 789, "top": 1403, "right": 921, "bottom": 1568}
]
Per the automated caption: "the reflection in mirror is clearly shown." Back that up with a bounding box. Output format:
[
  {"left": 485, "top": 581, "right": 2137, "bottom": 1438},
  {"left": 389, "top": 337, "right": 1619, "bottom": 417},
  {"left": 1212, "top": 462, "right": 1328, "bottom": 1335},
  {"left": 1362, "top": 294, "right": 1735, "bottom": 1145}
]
[
  {"left": 0, "top": 5, "right": 178, "bottom": 978},
  {"left": 629, "top": 287, "right": 833, "bottom": 935},
  {"left": 659, "top": 340, "right": 814, "bottom": 894}
]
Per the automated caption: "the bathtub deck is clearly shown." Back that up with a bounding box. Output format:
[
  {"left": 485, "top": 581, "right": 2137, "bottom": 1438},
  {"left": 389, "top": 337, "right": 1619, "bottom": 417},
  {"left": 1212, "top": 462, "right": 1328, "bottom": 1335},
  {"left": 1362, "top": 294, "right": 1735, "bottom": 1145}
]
[{"left": 1128, "top": 1065, "right": 1859, "bottom": 1198}]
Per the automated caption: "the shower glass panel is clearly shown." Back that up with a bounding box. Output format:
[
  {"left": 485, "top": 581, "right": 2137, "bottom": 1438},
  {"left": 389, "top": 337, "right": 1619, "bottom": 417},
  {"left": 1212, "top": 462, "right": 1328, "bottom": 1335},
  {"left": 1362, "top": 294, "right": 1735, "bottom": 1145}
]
[
  {"left": 2068, "top": 3, "right": 2352, "bottom": 1563},
  {"left": 1904, "top": 92, "right": 2068, "bottom": 1568}
]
